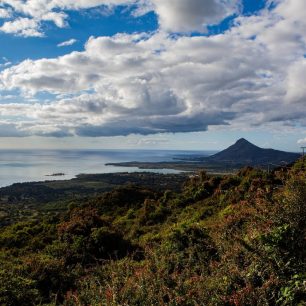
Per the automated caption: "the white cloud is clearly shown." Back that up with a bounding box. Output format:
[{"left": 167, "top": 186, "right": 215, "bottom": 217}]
[
  {"left": 0, "top": 8, "right": 11, "bottom": 18},
  {"left": 0, "top": 62, "right": 12, "bottom": 68},
  {"left": 297, "top": 138, "right": 306, "bottom": 145},
  {"left": 285, "top": 59, "right": 306, "bottom": 104},
  {"left": 0, "top": 0, "right": 306, "bottom": 137},
  {"left": 0, "top": 0, "right": 137, "bottom": 36},
  {"left": 0, "top": 17, "right": 42, "bottom": 37},
  {"left": 41, "top": 12, "right": 68, "bottom": 28},
  {"left": 0, "top": 0, "right": 240, "bottom": 36},
  {"left": 57, "top": 38, "right": 78, "bottom": 47},
  {"left": 151, "top": 0, "right": 239, "bottom": 33}
]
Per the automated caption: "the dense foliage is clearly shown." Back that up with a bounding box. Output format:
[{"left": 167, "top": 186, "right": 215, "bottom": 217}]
[{"left": 0, "top": 160, "right": 305, "bottom": 305}]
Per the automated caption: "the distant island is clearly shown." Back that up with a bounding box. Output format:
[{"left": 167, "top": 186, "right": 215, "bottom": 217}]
[
  {"left": 107, "top": 138, "right": 301, "bottom": 172},
  {"left": 45, "top": 173, "right": 65, "bottom": 177}
]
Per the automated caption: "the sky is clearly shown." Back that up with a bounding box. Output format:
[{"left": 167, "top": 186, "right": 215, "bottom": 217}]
[{"left": 0, "top": 0, "right": 306, "bottom": 152}]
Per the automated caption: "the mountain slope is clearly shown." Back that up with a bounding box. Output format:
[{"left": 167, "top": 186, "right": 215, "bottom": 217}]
[{"left": 208, "top": 138, "right": 300, "bottom": 165}]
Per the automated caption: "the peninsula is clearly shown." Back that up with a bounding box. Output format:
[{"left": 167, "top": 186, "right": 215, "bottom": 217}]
[{"left": 106, "top": 138, "right": 300, "bottom": 172}]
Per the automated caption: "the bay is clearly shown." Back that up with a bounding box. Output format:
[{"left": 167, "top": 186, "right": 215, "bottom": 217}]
[{"left": 0, "top": 149, "right": 215, "bottom": 187}]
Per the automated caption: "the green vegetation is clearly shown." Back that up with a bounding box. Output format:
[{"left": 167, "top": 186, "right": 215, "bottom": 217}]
[
  {"left": 105, "top": 160, "right": 241, "bottom": 173},
  {"left": 0, "top": 160, "right": 305, "bottom": 305},
  {"left": 0, "top": 172, "right": 187, "bottom": 227}
]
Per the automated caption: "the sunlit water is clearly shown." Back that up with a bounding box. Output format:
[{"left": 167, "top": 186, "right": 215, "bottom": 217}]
[{"left": 0, "top": 149, "right": 214, "bottom": 187}]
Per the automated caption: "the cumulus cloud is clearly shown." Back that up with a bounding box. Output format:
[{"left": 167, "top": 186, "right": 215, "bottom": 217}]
[
  {"left": 0, "top": 0, "right": 239, "bottom": 36},
  {"left": 151, "top": 0, "right": 239, "bottom": 32},
  {"left": 0, "top": 8, "right": 11, "bottom": 18},
  {"left": 0, "top": 0, "right": 136, "bottom": 36},
  {"left": 0, "top": 0, "right": 306, "bottom": 137},
  {"left": 57, "top": 38, "right": 78, "bottom": 47},
  {"left": 297, "top": 138, "right": 306, "bottom": 145},
  {"left": 285, "top": 59, "right": 306, "bottom": 104},
  {"left": 0, "top": 17, "right": 42, "bottom": 37}
]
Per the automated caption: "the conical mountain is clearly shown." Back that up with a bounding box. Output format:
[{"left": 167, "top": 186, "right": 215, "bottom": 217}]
[{"left": 208, "top": 138, "right": 300, "bottom": 165}]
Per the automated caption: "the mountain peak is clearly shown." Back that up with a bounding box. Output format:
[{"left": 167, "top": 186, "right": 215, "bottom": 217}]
[
  {"left": 235, "top": 138, "right": 252, "bottom": 145},
  {"left": 209, "top": 138, "right": 300, "bottom": 165},
  {"left": 232, "top": 138, "right": 258, "bottom": 150}
]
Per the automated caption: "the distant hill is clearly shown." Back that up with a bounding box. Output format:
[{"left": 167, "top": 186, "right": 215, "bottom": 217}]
[{"left": 207, "top": 138, "right": 300, "bottom": 165}]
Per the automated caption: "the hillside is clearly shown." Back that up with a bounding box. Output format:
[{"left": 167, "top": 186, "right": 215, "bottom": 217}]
[
  {"left": 0, "top": 172, "right": 188, "bottom": 227},
  {"left": 207, "top": 138, "right": 300, "bottom": 165},
  {"left": 0, "top": 159, "right": 305, "bottom": 305}
]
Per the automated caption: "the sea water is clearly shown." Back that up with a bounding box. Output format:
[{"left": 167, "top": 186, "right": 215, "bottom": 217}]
[{"left": 0, "top": 149, "right": 214, "bottom": 187}]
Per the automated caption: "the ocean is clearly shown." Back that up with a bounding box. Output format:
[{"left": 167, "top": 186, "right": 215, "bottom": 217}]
[{"left": 0, "top": 149, "right": 215, "bottom": 187}]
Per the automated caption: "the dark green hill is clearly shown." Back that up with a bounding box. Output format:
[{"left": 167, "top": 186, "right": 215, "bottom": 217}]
[{"left": 207, "top": 138, "right": 300, "bottom": 165}]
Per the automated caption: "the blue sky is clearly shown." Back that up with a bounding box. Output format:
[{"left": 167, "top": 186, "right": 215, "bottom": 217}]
[
  {"left": 0, "top": 0, "right": 306, "bottom": 151},
  {"left": 0, "top": 1, "right": 263, "bottom": 62},
  {"left": 0, "top": 7, "right": 158, "bottom": 62}
]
